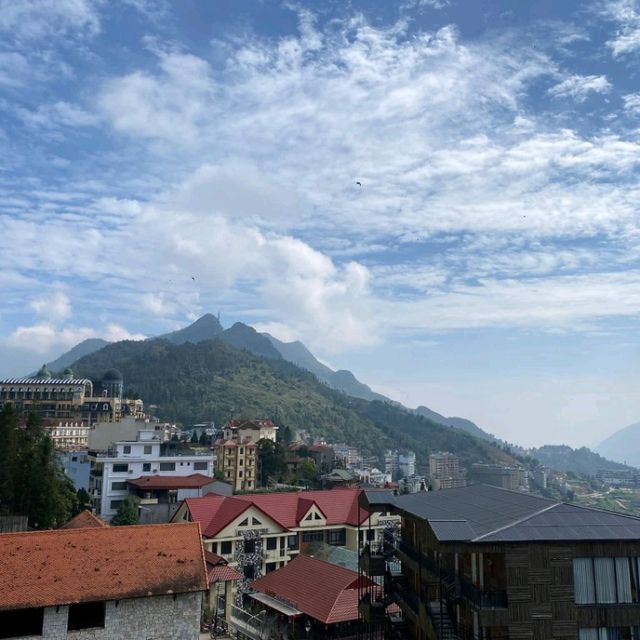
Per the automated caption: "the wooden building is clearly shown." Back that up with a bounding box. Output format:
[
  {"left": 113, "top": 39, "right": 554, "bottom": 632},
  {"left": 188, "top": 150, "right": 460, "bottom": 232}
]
[{"left": 361, "top": 484, "right": 640, "bottom": 640}]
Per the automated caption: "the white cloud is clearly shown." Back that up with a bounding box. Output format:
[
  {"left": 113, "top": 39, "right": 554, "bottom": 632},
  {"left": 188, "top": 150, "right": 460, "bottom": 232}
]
[
  {"left": 142, "top": 293, "right": 176, "bottom": 316},
  {"left": 623, "top": 92, "right": 640, "bottom": 114},
  {"left": 3, "top": 324, "right": 95, "bottom": 354},
  {"left": 16, "top": 102, "right": 98, "bottom": 128},
  {"left": 548, "top": 74, "right": 611, "bottom": 100},
  {"left": 0, "top": 0, "right": 100, "bottom": 40},
  {"left": 104, "top": 324, "right": 146, "bottom": 342},
  {"left": 603, "top": 0, "right": 640, "bottom": 56},
  {"left": 30, "top": 291, "right": 72, "bottom": 322}
]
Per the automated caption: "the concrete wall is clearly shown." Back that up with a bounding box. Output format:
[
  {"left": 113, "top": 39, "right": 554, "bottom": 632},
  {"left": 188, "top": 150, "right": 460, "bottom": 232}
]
[{"left": 21, "top": 592, "right": 202, "bottom": 640}]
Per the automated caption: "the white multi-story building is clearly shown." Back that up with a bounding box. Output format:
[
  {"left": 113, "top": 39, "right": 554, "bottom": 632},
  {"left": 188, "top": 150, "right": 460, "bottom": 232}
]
[
  {"left": 385, "top": 449, "right": 416, "bottom": 480},
  {"left": 89, "top": 429, "right": 214, "bottom": 520}
]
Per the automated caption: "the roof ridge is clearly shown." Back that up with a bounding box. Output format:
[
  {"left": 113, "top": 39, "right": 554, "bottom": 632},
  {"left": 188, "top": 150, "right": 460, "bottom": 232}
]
[
  {"left": 472, "top": 502, "right": 561, "bottom": 542},
  {"left": 556, "top": 499, "right": 640, "bottom": 521}
]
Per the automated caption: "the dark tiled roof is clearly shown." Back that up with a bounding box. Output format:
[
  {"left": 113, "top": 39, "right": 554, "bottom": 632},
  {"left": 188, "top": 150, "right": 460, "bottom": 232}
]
[
  {"left": 127, "top": 473, "right": 214, "bottom": 490},
  {"left": 0, "top": 523, "right": 208, "bottom": 610},
  {"left": 394, "top": 484, "right": 640, "bottom": 543}
]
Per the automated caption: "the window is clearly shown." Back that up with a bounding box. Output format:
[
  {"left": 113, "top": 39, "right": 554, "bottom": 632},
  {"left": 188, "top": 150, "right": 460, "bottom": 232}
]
[
  {"left": 267, "top": 537, "right": 277, "bottom": 550},
  {"left": 210, "top": 542, "right": 218, "bottom": 554},
  {"left": 304, "top": 512, "right": 313, "bottom": 521},
  {"left": 238, "top": 518, "right": 249, "bottom": 527},
  {"left": 243, "top": 564, "right": 255, "bottom": 580},
  {"left": 111, "top": 481, "right": 127, "bottom": 491},
  {"left": 144, "top": 445, "right": 152, "bottom": 454},
  {"left": 194, "top": 461, "right": 207, "bottom": 471},
  {"left": 112, "top": 463, "right": 128, "bottom": 473},
  {"left": 327, "top": 528, "right": 346, "bottom": 546},
  {"left": 110, "top": 500, "right": 123, "bottom": 509},
  {"left": 123, "top": 445, "right": 131, "bottom": 454},
  {"left": 159, "top": 462, "right": 175, "bottom": 471},
  {"left": 252, "top": 517, "right": 262, "bottom": 525},
  {"left": 67, "top": 602, "right": 106, "bottom": 631},
  {"left": 266, "top": 562, "right": 277, "bottom": 573},
  {"left": 221, "top": 541, "right": 232, "bottom": 555},
  {"left": 143, "top": 463, "right": 151, "bottom": 472},
  {"left": 574, "top": 558, "right": 637, "bottom": 604},
  {"left": 314, "top": 512, "right": 322, "bottom": 520},
  {"left": 0, "top": 607, "right": 44, "bottom": 638},
  {"left": 240, "top": 448, "right": 244, "bottom": 454},
  {"left": 239, "top": 459, "right": 243, "bottom": 466},
  {"left": 244, "top": 539, "right": 256, "bottom": 553},
  {"left": 239, "top": 470, "right": 243, "bottom": 478},
  {"left": 302, "top": 530, "right": 324, "bottom": 544}
]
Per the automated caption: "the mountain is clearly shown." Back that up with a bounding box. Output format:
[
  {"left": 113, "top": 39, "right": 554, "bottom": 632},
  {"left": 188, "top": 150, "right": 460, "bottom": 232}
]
[
  {"left": 69, "top": 337, "right": 517, "bottom": 469},
  {"left": 41, "top": 314, "right": 494, "bottom": 442},
  {"left": 530, "top": 445, "right": 634, "bottom": 475},
  {"left": 219, "top": 323, "right": 282, "bottom": 360},
  {"left": 415, "top": 406, "right": 495, "bottom": 442},
  {"left": 45, "top": 338, "right": 110, "bottom": 373},
  {"left": 156, "top": 313, "right": 223, "bottom": 344},
  {"left": 596, "top": 422, "right": 640, "bottom": 468}
]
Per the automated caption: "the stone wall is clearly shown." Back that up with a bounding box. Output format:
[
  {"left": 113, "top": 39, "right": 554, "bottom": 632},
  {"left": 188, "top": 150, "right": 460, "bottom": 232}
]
[{"left": 22, "top": 592, "right": 202, "bottom": 640}]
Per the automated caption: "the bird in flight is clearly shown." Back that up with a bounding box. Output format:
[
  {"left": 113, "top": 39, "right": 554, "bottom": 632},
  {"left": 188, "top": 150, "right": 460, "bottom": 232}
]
[
  {"left": 356, "top": 181, "right": 362, "bottom": 187},
  {"left": 191, "top": 276, "right": 196, "bottom": 281}
]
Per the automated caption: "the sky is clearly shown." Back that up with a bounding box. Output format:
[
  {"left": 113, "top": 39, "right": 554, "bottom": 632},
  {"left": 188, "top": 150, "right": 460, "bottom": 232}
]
[{"left": 1, "top": 0, "right": 640, "bottom": 448}]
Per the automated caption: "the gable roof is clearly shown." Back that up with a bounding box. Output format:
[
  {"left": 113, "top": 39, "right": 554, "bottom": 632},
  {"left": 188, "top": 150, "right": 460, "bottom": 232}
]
[
  {"left": 184, "top": 489, "right": 367, "bottom": 537},
  {"left": 204, "top": 550, "right": 243, "bottom": 584},
  {"left": 250, "top": 555, "right": 374, "bottom": 624},
  {"left": 393, "top": 484, "right": 640, "bottom": 543},
  {"left": 0, "top": 522, "right": 208, "bottom": 610},
  {"left": 127, "top": 473, "right": 214, "bottom": 490},
  {"left": 61, "top": 510, "right": 108, "bottom": 529}
]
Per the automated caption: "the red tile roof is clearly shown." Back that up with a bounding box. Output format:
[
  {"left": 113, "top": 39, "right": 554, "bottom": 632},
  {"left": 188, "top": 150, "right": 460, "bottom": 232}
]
[
  {"left": 0, "top": 522, "right": 208, "bottom": 610},
  {"left": 226, "top": 419, "right": 277, "bottom": 430},
  {"left": 127, "top": 473, "right": 214, "bottom": 490},
  {"left": 184, "top": 489, "right": 368, "bottom": 538},
  {"left": 204, "top": 550, "right": 243, "bottom": 583},
  {"left": 251, "top": 555, "right": 375, "bottom": 624},
  {"left": 61, "top": 510, "right": 108, "bottom": 529}
]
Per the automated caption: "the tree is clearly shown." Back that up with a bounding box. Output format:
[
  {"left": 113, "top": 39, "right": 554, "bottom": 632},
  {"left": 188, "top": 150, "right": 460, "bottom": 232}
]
[
  {"left": 190, "top": 430, "right": 199, "bottom": 444},
  {"left": 111, "top": 497, "right": 139, "bottom": 526},
  {"left": 257, "top": 438, "right": 286, "bottom": 486},
  {"left": 297, "top": 460, "right": 317, "bottom": 484},
  {"left": 199, "top": 431, "right": 210, "bottom": 447},
  {"left": 76, "top": 488, "right": 91, "bottom": 511}
]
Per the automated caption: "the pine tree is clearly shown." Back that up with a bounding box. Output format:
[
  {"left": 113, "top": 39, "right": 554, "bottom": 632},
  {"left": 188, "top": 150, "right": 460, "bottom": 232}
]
[
  {"left": 0, "top": 404, "right": 18, "bottom": 513},
  {"left": 111, "top": 496, "right": 139, "bottom": 526}
]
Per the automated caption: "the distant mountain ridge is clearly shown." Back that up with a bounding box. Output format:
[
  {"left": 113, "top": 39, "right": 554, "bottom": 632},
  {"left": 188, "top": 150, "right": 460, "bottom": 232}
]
[
  {"left": 596, "top": 422, "right": 640, "bottom": 468},
  {"left": 530, "top": 444, "right": 635, "bottom": 474},
  {"left": 42, "top": 314, "right": 494, "bottom": 440},
  {"left": 44, "top": 338, "right": 110, "bottom": 373}
]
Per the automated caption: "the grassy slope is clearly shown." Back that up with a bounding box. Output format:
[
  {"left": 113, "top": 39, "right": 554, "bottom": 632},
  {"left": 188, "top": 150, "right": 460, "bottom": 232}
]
[{"left": 71, "top": 338, "right": 515, "bottom": 469}]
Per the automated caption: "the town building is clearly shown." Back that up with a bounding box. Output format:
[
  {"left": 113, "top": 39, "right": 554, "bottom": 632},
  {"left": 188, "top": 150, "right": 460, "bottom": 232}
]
[
  {"left": 469, "top": 462, "right": 525, "bottom": 491},
  {"left": 235, "top": 554, "right": 383, "bottom": 639},
  {"left": 332, "top": 443, "right": 361, "bottom": 468},
  {"left": 205, "top": 550, "right": 243, "bottom": 623},
  {"left": 429, "top": 451, "right": 467, "bottom": 489},
  {"left": 45, "top": 420, "right": 89, "bottom": 449},
  {"left": 89, "top": 428, "right": 213, "bottom": 521},
  {"left": 308, "top": 444, "right": 336, "bottom": 471},
  {"left": 215, "top": 419, "right": 277, "bottom": 492},
  {"left": 58, "top": 449, "right": 91, "bottom": 491},
  {"left": 173, "top": 488, "right": 401, "bottom": 585},
  {"left": 0, "top": 522, "right": 208, "bottom": 640},
  {"left": 361, "top": 483, "right": 640, "bottom": 640},
  {"left": 386, "top": 449, "right": 417, "bottom": 480}
]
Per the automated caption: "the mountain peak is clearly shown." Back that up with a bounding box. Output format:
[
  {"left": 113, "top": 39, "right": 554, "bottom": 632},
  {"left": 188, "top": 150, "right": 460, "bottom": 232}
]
[{"left": 157, "top": 313, "right": 223, "bottom": 345}]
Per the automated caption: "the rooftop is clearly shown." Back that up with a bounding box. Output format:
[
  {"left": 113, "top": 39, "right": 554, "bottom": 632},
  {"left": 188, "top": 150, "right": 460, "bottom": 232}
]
[
  {"left": 250, "top": 555, "right": 374, "bottom": 624},
  {"left": 0, "top": 378, "right": 92, "bottom": 386},
  {"left": 183, "top": 488, "right": 367, "bottom": 537},
  {"left": 384, "top": 484, "right": 640, "bottom": 543},
  {"left": 61, "top": 510, "right": 108, "bottom": 529},
  {"left": 225, "top": 419, "right": 278, "bottom": 430},
  {"left": 127, "top": 473, "right": 215, "bottom": 490},
  {"left": 0, "top": 522, "right": 207, "bottom": 610}
]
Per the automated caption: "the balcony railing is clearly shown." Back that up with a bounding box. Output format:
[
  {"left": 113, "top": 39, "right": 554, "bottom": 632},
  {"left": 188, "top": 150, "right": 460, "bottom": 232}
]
[{"left": 397, "top": 541, "right": 507, "bottom": 610}]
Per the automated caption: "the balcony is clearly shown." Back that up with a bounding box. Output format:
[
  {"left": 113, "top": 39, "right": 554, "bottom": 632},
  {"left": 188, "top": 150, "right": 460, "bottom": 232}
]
[
  {"left": 359, "top": 544, "right": 386, "bottom": 577},
  {"left": 358, "top": 593, "right": 386, "bottom": 625}
]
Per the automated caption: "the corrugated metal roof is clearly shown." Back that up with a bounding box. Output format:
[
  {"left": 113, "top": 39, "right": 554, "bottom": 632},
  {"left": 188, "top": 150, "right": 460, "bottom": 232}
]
[{"left": 394, "top": 485, "right": 640, "bottom": 543}]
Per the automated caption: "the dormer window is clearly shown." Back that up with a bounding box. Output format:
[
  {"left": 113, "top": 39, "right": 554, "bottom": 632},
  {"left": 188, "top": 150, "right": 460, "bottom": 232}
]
[{"left": 239, "top": 518, "right": 249, "bottom": 527}]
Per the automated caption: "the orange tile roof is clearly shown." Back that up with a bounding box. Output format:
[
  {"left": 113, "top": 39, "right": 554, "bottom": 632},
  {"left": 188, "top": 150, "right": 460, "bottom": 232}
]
[
  {"left": 0, "top": 522, "right": 208, "bottom": 610},
  {"left": 251, "top": 555, "right": 375, "bottom": 624},
  {"left": 61, "top": 510, "right": 108, "bottom": 529},
  {"left": 127, "top": 473, "right": 214, "bottom": 490}
]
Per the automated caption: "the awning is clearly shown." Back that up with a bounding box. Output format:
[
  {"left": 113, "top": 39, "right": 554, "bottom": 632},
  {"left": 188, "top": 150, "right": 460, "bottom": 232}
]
[{"left": 249, "top": 592, "right": 302, "bottom": 617}]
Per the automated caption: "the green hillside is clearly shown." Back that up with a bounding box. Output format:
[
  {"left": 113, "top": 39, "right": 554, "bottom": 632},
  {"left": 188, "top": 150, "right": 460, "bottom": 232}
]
[{"left": 70, "top": 338, "right": 515, "bottom": 469}]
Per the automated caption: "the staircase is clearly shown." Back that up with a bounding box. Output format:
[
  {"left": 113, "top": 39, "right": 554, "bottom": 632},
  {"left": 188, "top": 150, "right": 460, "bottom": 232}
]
[{"left": 427, "top": 602, "right": 461, "bottom": 640}]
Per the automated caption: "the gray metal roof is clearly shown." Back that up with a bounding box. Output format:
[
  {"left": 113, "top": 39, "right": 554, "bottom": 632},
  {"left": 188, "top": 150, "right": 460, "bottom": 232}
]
[{"left": 394, "top": 484, "right": 640, "bottom": 543}]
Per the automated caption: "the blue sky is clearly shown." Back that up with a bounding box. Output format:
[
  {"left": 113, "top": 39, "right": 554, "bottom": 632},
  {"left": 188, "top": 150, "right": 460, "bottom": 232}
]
[{"left": 1, "top": 0, "right": 640, "bottom": 448}]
